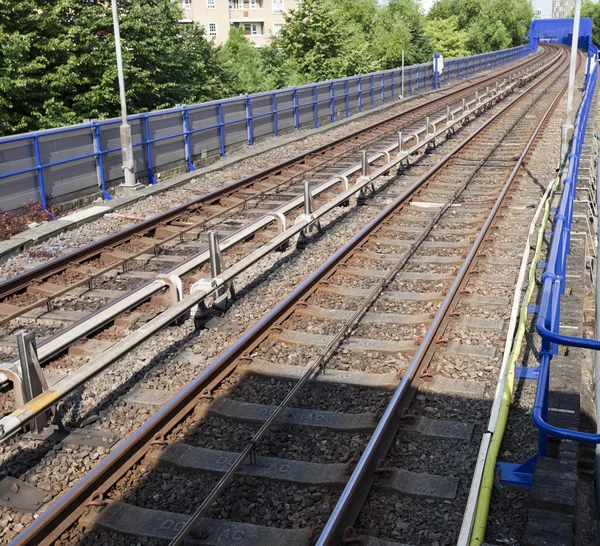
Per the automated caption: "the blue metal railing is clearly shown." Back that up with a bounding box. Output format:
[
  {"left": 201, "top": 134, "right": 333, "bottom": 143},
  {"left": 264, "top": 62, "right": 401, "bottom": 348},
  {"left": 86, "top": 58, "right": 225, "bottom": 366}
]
[
  {"left": 497, "top": 45, "right": 599, "bottom": 488},
  {"left": 533, "top": 44, "right": 599, "bottom": 449},
  {"left": 0, "top": 45, "right": 529, "bottom": 212}
]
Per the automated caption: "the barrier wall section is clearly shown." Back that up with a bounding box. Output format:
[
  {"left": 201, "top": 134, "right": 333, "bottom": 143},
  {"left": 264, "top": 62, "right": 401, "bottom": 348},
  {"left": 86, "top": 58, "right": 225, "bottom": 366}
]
[{"left": 0, "top": 45, "right": 530, "bottom": 212}]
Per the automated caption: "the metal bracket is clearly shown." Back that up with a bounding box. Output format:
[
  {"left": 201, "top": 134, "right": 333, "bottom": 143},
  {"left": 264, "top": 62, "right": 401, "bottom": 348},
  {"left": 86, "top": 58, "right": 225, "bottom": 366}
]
[
  {"left": 156, "top": 274, "right": 183, "bottom": 306},
  {"left": 190, "top": 231, "right": 232, "bottom": 317},
  {"left": 267, "top": 211, "right": 289, "bottom": 250},
  {"left": 497, "top": 454, "right": 537, "bottom": 487},
  {"left": 514, "top": 366, "right": 540, "bottom": 380},
  {"left": 5, "top": 331, "right": 51, "bottom": 433},
  {"left": 296, "top": 181, "right": 322, "bottom": 248},
  {"left": 0, "top": 477, "right": 50, "bottom": 512}
]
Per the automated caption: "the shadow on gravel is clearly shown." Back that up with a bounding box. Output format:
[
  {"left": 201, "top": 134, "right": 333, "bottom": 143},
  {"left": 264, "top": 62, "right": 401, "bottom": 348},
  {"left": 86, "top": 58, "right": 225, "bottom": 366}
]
[{"left": 60, "top": 371, "right": 541, "bottom": 546}]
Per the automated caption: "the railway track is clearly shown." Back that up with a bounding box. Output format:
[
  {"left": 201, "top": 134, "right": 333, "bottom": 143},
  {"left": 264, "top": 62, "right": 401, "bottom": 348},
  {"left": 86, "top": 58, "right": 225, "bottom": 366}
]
[
  {"left": 1, "top": 45, "right": 577, "bottom": 546},
  {"left": 0, "top": 46, "right": 552, "bottom": 382},
  {"left": 0, "top": 48, "right": 556, "bottom": 418}
]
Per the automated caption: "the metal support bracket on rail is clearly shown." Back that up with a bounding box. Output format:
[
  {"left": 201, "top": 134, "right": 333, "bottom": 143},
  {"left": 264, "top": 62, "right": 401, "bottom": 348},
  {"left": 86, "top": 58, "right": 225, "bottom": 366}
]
[
  {"left": 357, "top": 150, "right": 376, "bottom": 205},
  {"left": 190, "top": 231, "right": 232, "bottom": 316},
  {"left": 2, "top": 332, "right": 51, "bottom": 433},
  {"left": 156, "top": 274, "right": 183, "bottom": 306},
  {"left": 267, "top": 212, "right": 289, "bottom": 250},
  {"left": 296, "top": 181, "right": 322, "bottom": 248},
  {"left": 332, "top": 175, "right": 350, "bottom": 207}
]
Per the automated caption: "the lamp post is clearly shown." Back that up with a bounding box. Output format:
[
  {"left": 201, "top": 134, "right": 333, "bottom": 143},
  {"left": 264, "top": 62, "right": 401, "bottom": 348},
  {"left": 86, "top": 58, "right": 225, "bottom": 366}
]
[
  {"left": 111, "top": 0, "right": 138, "bottom": 188},
  {"left": 562, "top": 0, "right": 582, "bottom": 159}
]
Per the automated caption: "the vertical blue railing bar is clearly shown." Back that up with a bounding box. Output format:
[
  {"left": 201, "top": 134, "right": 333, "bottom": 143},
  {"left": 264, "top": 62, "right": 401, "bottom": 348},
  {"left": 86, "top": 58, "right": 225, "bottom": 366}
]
[
  {"left": 218, "top": 103, "right": 226, "bottom": 157},
  {"left": 92, "top": 121, "right": 111, "bottom": 200},
  {"left": 273, "top": 93, "right": 279, "bottom": 137},
  {"left": 144, "top": 114, "right": 157, "bottom": 185},
  {"left": 0, "top": 44, "right": 530, "bottom": 212},
  {"left": 293, "top": 88, "right": 300, "bottom": 130},
  {"left": 246, "top": 96, "right": 254, "bottom": 146},
  {"left": 183, "top": 106, "right": 197, "bottom": 170},
  {"left": 32, "top": 135, "right": 48, "bottom": 210},
  {"left": 330, "top": 82, "right": 335, "bottom": 124}
]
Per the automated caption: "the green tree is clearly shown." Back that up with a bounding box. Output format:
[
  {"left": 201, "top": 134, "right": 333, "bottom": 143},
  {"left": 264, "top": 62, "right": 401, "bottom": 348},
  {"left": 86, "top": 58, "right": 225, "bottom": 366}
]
[
  {"left": 220, "top": 27, "right": 269, "bottom": 94},
  {"left": 581, "top": 0, "right": 600, "bottom": 46},
  {"left": 275, "top": 0, "right": 378, "bottom": 83},
  {"left": 0, "top": 0, "right": 225, "bottom": 136},
  {"left": 428, "top": 0, "right": 484, "bottom": 29},
  {"left": 427, "top": 0, "right": 533, "bottom": 54},
  {"left": 425, "top": 16, "right": 470, "bottom": 58}
]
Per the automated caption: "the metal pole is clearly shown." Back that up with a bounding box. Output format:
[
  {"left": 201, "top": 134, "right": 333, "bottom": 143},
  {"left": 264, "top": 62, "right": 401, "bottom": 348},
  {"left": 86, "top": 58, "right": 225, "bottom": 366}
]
[
  {"left": 361, "top": 150, "right": 369, "bottom": 176},
  {"left": 111, "top": 0, "right": 138, "bottom": 188},
  {"left": 594, "top": 132, "right": 600, "bottom": 540},
  {"left": 563, "top": 0, "right": 582, "bottom": 157}
]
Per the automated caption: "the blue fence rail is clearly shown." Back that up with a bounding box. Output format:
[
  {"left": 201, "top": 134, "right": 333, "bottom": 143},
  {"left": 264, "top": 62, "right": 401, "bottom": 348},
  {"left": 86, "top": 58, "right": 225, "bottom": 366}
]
[
  {"left": 498, "top": 44, "right": 599, "bottom": 487},
  {"left": 534, "top": 43, "right": 599, "bottom": 445},
  {"left": 0, "top": 45, "right": 529, "bottom": 212}
]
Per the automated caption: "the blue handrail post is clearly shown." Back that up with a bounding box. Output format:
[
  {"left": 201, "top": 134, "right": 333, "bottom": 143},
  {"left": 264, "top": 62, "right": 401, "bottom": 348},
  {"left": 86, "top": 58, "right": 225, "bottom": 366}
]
[
  {"left": 143, "top": 114, "right": 158, "bottom": 185},
  {"left": 33, "top": 134, "right": 49, "bottom": 210},
  {"left": 391, "top": 71, "right": 395, "bottom": 102},
  {"left": 293, "top": 88, "right": 300, "bottom": 129},
  {"left": 409, "top": 67, "right": 413, "bottom": 95},
  {"left": 381, "top": 72, "right": 385, "bottom": 105},
  {"left": 330, "top": 82, "right": 335, "bottom": 123},
  {"left": 246, "top": 95, "right": 254, "bottom": 146},
  {"left": 92, "top": 121, "right": 111, "bottom": 200},
  {"left": 182, "top": 105, "right": 196, "bottom": 172},
  {"left": 416, "top": 67, "right": 420, "bottom": 92},
  {"left": 273, "top": 92, "right": 279, "bottom": 137},
  {"left": 218, "top": 103, "right": 227, "bottom": 157},
  {"left": 313, "top": 86, "right": 320, "bottom": 128},
  {"left": 433, "top": 53, "right": 439, "bottom": 89}
]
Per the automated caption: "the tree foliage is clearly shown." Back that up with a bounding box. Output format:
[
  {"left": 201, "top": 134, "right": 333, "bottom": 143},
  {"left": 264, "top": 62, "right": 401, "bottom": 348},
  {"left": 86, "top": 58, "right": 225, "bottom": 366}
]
[
  {"left": 0, "top": 0, "right": 536, "bottom": 136},
  {"left": 428, "top": 0, "right": 534, "bottom": 55},
  {"left": 0, "top": 0, "right": 224, "bottom": 135},
  {"left": 581, "top": 1, "right": 600, "bottom": 47},
  {"left": 425, "top": 17, "right": 470, "bottom": 58}
]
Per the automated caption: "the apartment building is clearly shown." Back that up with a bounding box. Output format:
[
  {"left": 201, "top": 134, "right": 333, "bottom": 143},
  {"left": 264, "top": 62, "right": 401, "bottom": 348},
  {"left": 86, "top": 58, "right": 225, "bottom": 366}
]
[
  {"left": 552, "top": 0, "right": 574, "bottom": 18},
  {"left": 179, "top": 0, "right": 298, "bottom": 47}
]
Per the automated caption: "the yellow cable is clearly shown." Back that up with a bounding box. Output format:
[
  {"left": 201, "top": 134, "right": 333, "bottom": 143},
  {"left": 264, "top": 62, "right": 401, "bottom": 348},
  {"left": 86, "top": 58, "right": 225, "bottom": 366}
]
[{"left": 469, "top": 173, "right": 560, "bottom": 545}]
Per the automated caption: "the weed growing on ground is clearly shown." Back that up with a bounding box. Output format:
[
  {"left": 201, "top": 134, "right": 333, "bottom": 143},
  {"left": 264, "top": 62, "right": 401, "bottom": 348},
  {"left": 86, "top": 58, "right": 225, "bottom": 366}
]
[{"left": 0, "top": 198, "right": 56, "bottom": 241}]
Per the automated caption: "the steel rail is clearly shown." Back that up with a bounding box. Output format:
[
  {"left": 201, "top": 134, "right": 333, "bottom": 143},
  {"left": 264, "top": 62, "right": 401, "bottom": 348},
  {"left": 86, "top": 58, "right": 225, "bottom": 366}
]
[
  {"left": 316, "top": 49, "right": 575, "bottom": 546},
  {"left": 6, "top": 47, "right": 565, "bottom": 546},
  {"left": 0, "top": 64, "right": 535, "bottom": 433},
  {"left": 0, "top": 62, "right": 547, "bottom": 388},
  {"left": 0, "top": 47, "right": 550, "bottom": 306},
  {"left": 167, "top": 116, "right": 520, "bottom": 545}
]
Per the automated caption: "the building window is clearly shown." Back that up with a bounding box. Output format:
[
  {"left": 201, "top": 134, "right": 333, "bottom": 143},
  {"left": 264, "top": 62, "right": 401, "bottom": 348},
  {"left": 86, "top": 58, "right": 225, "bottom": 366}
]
[
  {"left": 183, "top": 0, "right": 192, "bottom": 9},
  {"left": 208, "top": 22, "right": 217, "bottom": 36},
  {"left": 249, "top": 0, "right": 257, "bottom": 8},
  {"left": 239, "top": 22, "right": 261, "bottom": 35},
  {"left": 273, "top": 0, "right": 283, "bottom": 13},
  {"left": 273, "top": 22, "right": 283, "bottom": 35},
  {"left": 207, "top": 0, "right": 215, "bottom": 7},
  {"left": 229, "top": 0, "right": 241, "bottom": 7}
]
